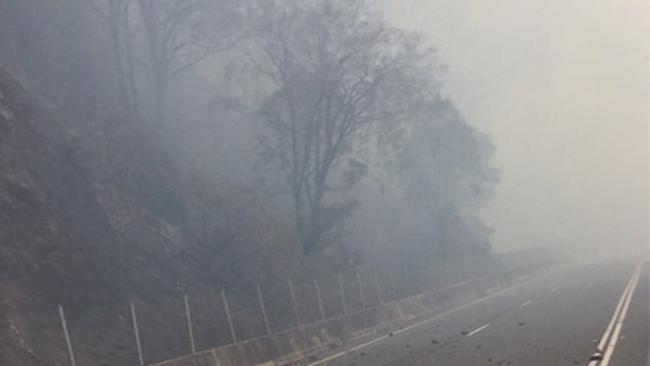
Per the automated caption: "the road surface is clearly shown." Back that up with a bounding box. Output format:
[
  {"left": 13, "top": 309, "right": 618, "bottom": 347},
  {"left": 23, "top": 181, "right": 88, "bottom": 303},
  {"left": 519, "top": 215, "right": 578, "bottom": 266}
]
[{"left": 308, "top": 259, "right": 649, "bottom": 366}]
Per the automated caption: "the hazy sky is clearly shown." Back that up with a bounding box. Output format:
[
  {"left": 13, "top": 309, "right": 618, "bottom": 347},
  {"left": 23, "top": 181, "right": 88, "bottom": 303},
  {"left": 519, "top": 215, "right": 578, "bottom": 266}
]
[{"left": 382, "top": 0, "right": 649, "bottom": 252}]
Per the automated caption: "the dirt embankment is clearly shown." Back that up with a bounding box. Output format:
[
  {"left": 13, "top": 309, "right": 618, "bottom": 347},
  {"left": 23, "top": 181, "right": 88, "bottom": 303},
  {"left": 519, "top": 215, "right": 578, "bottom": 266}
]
[{"left": 0, "top": 67, "right": 299, "bottom": 366}]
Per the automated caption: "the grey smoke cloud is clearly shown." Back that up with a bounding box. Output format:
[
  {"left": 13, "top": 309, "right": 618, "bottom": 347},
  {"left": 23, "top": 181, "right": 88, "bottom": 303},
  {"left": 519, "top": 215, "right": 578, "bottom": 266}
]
[{"left": 383, "top": 0, "right": 649, "bottom": 252}]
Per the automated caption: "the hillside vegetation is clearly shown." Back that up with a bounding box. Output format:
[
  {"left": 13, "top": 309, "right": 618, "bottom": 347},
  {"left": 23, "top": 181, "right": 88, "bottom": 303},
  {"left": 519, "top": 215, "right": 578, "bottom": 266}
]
[{"left": 0, "top": 1, "right": 497, "bottom": 364}]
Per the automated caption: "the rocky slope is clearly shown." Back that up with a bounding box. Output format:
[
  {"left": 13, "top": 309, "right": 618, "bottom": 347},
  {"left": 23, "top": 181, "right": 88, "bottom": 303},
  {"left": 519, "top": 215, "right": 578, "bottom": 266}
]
[{"left": 0, "top": 67, "right": 299, "bottom": 366}]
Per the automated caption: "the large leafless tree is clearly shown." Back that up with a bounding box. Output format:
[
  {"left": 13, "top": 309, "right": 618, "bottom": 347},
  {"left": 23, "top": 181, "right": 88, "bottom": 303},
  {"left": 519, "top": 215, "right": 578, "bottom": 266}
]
[
  {"left": 86, "top": 0, "right": 139, "bottom": 112},
  {"left": 254, "top": 0, "right": 436, "bottom": 254},
  {"left": 136, "top": 0, "right": 235, "bottom": 125},
  {"left": 89, "top": 0, "right": 244, "bottom": 124}
]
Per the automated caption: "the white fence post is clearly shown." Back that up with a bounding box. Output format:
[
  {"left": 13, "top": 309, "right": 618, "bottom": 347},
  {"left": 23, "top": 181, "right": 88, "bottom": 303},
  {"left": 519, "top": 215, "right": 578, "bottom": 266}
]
[
  {"left": 130, "top": 301, "right": 145, "bottom": 366},
  {"left": 288, "top": 279, "right": 301, "bottom": 326},
  {"left": 58, "top": 305, "right": 77, "bottom": 366},
  {"left": 356, "top": 272, "right": 366, "bottom": 309},
  {"left": 314, "top": 278, "right": 326, "bottom": 321},
  {"left": 221, "top": 289, "right": 237, "bottom": 343},
  {"left": 256, "top": 285, "right": 272, "bottom": 334},
  {"left": 338, "top": 274, "right": 347, "bottom": 315},
  {"left": 443, "top": 261, "right": 452, "bottom": 285},
  {"left": 184, "top": 295, "right": 197, "bottom": 354},
  {"left": 210, "top": 350, "right": 221, "bottom": 366},
  {"left": 374, "top": 270, "right": 384, "bottom": 304}
]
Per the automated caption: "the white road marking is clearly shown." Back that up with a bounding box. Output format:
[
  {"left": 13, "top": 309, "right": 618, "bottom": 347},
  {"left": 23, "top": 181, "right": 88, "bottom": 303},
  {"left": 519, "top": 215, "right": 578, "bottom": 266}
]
[
  {"left": 520, "top": 300, "right": 533, "bottom": 308},
  {"left": 306, "top": 350, "right": 348, "bottom": 366},
  {"left": 597, "top": 273, "right": 634, "bottom": 350},
  {"left": 588, "top": 260, "right": 644, "bottom": 366},
  {"left": 600, "top": 263, "right": 642, "bottom": 365},
  {"left": 305, "top": 269, "right": 556, "bottom": 366},
  {"left": 348, "top": 335, "right": 390, "bottom": 352},
  {"left": 466, "top": 323, "right": 490, "bottom": 336}
]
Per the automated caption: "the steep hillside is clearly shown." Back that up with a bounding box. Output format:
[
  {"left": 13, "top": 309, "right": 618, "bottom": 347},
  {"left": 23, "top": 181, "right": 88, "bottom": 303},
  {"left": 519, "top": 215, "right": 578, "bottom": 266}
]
[{"left": 0, "top": 67, "right": 299, "bottom": 365}]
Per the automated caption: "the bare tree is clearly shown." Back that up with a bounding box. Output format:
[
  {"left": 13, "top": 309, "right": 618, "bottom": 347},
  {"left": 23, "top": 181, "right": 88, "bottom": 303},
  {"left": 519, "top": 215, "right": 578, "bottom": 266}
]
[
  {"left": 86, "top": 0, "right": 139, "bottom": 112},
  {"left": 254, "top": 0, "right": 435, "bottom": 254},
  {"left": 135, "top": 0, "right": 243, "bottom": 125}
]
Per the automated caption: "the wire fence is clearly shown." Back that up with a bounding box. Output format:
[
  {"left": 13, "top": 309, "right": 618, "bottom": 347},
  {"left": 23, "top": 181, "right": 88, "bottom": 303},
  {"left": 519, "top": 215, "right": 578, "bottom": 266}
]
[{"left": 54, "top": 257, "right": 495, "bottom": 366}]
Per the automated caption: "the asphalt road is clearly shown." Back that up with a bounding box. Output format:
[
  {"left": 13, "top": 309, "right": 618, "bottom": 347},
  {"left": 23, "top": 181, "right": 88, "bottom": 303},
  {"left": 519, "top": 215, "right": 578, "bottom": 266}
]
[{"left": 308, "top": 259, "right": 649, "bottom": 366}]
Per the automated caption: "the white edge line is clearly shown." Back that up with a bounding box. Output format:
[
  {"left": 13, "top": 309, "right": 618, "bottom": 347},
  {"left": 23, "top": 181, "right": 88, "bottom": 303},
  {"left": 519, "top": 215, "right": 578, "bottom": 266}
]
[
  {"left": 520, "top": 300, "right": 533, "bottom": 308},
  {"left": 306, "top": 350, "right": 348, "bottom": 366},
  {"left": 348, "top": 335, "right": 389, "bottom": 352},
  {"left": 305, "top": 270, "right": 556, "bottom": 366}
]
